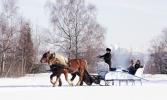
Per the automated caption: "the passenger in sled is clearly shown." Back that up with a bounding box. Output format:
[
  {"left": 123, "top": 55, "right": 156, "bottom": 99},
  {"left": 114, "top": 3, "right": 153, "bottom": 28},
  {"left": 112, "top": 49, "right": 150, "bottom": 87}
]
[
  {"left": 128, "top": 59, "right": 143, "bottom": 75},
  {"left": 98, "top": 48, "right": 116, "bottom": 71},
  {"left": 127, "top": 59, "right": 136, "bottom": 75}
]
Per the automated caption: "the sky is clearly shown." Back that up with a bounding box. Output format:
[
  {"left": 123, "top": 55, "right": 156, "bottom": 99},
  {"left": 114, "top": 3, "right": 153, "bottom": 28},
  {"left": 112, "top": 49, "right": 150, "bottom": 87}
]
[
  {"left": 87, "top": 0, "right": 167, "bottom": 52},
  {"left": 2, "top": 0, "right": 167, "bottom": 53}
]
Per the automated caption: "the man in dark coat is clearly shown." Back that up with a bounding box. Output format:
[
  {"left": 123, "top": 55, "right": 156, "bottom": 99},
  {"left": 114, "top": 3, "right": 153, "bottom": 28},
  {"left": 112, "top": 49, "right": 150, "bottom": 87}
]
[{"left": 99, "top": 48, "right": 114, "bottom": 71}]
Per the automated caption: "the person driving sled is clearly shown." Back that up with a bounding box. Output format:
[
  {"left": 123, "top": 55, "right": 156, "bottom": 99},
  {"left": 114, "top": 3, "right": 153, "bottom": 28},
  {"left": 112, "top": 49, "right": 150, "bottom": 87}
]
[{"left": 98, "top": 48, "right": 114, "bottom": 71}]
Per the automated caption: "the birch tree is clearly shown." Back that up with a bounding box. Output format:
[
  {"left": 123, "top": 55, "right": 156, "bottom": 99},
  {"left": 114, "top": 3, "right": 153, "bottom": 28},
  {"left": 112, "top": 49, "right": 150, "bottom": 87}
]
[{"left": 46, "top": 0, "right": 106, "bottom": 60}]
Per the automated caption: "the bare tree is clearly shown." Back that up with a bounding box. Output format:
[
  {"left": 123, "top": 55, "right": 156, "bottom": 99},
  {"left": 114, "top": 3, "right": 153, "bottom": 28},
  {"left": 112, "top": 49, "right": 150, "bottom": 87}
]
[
  {"left": 45, "top": 0, "right": 106, "bottom": 72},
  {"left": 80, "top": 21, "right": 105, "bottom": 72},
  {"left": 46, "top": 0, "right": 106, "bottom": 60},
  {"left": 0, "top": 0, "right": 18, "bottom": 76},
  {"left": 146, "top": 28, "right": 167, "bottom": 74},
  {"left": 0, "top": 0, "right": 41, "bottom": 77},
  {"left": 17, "top": 22, "right": 35, "bottom": 74}
]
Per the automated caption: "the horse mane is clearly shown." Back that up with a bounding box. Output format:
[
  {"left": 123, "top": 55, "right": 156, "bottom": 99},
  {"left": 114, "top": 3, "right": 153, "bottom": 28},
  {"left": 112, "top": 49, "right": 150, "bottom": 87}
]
[{"left": 53, "top": 53, "right": 69, "bottom": 66}]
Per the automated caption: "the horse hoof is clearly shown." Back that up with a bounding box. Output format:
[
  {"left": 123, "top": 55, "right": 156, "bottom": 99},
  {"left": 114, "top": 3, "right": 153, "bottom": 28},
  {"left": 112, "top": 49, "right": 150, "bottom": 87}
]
[
  {"left": 70, "top": 83, "right": 74, "bottom": 86},
  {"left": 53, "top": 84, "right": 57, "bottom": 87},
  {"left": 76, "top": 83, "right": 80, "bottom": 86}
]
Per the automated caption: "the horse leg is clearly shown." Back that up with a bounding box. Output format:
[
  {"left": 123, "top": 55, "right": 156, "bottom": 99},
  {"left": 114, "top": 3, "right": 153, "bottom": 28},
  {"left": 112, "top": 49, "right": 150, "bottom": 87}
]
[
  {"left": 80, "top": 80, "right": 83, "bottom": 86},
  {"left": 58, "top": 78, "right": 62, "bottom": 86},
  {"left": 53, "top": 74, "right": 61, "bottom": 87},
  {"left": 70, "top": 73, "right": 77, "bottom": 81},
  {"left": 63, "top": 69, "right": 73, "bottom": 86},
  {"left": 50, "top": 73, "right": 56, "bottom": 86},
  {"left": 76, "top": 69, "right": 84, "bottom": 86}
]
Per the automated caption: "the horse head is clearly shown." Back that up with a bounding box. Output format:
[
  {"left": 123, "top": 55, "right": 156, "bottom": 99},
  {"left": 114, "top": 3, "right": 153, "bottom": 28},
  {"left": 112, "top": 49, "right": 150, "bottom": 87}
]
[{"left": 40, "top": 51, "right": 51, "bottom": 64}]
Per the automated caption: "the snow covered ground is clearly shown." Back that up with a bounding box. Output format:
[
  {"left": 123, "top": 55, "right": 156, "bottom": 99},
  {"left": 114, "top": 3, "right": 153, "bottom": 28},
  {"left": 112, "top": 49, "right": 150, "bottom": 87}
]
[{"left": 0, "top": 72, "right": 167, "bottom": 100}]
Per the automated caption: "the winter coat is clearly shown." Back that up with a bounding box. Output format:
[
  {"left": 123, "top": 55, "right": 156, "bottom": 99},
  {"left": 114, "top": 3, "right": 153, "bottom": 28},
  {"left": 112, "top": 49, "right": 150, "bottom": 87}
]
[
  {"left": 99, "top": 53, "right": 111, "bottom": 67},
  {"left": 128, "top": 66, "right": 136, "bottom": 75},
  {"left": 134, "top": 64, "right": 141, "bottom": 70}
]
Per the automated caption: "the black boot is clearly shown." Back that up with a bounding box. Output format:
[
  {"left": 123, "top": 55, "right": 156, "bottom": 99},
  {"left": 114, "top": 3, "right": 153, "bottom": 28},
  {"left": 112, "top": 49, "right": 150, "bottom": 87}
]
[
  {"left": 109, "top": 68, "right": 116, "bottom": 71},
  {"left": 109, "top": 68, "right": 113, "bottom": 71}
]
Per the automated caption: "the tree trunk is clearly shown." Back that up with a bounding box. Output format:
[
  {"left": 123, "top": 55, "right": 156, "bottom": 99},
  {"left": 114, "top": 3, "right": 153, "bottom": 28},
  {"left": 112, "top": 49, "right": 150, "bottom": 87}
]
[
  {"left": 1, "top": 52, "right": 6, "bottom": 75},
  {"left": 69, "top": 37, "right": 72, "bottom": 59},
  {"left": 75, "top": 36, "right": 78, "bottom": 59},
  {"left": 21, "top": 50, "right": 25, "bottom": 75}
]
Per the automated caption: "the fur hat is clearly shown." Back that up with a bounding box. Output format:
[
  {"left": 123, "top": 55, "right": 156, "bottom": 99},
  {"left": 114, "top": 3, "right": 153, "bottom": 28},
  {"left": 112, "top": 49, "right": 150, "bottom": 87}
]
[{"left": 106, "top": 48, "right": 111, "bottom": 51}]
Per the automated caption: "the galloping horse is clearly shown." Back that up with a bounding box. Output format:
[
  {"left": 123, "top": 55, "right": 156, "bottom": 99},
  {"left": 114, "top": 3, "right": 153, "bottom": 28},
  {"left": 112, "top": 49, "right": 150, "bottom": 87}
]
[{"left": 40, "top": 51, "right": 94, "bottom": 86}]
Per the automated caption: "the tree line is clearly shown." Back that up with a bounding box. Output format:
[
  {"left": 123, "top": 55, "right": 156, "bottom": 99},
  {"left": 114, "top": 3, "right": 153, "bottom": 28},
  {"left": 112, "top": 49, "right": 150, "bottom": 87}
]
[
  {"left": 0, "top": 0, "right": 105, "bottom": 77},
  {"left": 0, "top": 0, "right": 36, "bottom": 77},
  {"left": 0, "top": 0, "right": 166, "bottom": 77},
  {"left": 145, "top": 29, "right": 167, "bottom": 74}
]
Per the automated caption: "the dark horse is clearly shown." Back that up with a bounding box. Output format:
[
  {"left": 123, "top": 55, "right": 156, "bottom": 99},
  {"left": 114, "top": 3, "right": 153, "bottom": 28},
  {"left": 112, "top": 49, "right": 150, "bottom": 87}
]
[{"left": 40, "top": 51, "right": 98, "bottom": 86}]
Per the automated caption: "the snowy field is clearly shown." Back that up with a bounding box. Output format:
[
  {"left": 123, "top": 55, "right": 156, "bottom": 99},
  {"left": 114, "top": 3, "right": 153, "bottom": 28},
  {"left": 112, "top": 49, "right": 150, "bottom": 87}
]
[{"left": 0, "top": 73, "right": 167, "bottom": 100}]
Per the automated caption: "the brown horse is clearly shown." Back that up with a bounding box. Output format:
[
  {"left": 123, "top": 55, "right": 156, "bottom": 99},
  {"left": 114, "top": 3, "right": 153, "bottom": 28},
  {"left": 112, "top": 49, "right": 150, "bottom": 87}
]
[{"left": 40, "top": 51, "right": 94, "bottom": 86}]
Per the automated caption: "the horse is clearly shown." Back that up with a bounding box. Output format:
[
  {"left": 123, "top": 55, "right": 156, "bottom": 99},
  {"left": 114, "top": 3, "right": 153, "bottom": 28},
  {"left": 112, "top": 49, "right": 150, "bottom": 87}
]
[
  {"left": 40, "top": 51, "right": 73, "bottom": 86},
  {"left": 40, "top": 51, "right": 96, "bottom": 86}
]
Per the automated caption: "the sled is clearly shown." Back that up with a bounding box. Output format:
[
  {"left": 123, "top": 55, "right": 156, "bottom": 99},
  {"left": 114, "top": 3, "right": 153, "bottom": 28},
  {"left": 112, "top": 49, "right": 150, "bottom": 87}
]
[
  {"left": 91, "top": 71, "right": 143, "bottom": 86},
  {"left": 91, "top": 62, "right": 145, "bottom": 86}
]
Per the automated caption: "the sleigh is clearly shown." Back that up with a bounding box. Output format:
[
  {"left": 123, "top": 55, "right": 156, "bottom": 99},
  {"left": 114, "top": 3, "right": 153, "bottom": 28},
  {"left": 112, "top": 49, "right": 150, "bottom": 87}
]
[{"left": 91, "top": 62, "right": 145, "bottom": 86}]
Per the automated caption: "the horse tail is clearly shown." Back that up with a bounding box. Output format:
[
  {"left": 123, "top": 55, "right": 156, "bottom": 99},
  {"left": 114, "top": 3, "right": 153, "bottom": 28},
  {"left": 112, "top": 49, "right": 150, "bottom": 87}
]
[
  {"left": 83, "top": 69, "right": 93, "bottom": 85},
  {"left": 83, "top": 70, "right": 101, "bottom": 85}
]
